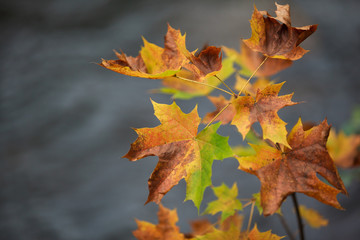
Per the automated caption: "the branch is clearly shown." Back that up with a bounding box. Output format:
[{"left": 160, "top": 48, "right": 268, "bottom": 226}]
[{"left": 291, "top": 193, "right": 305, "bottom": 240}]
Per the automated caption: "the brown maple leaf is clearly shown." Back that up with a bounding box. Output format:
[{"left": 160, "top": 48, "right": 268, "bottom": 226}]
[
  {"left": 182, "top": 46, "right": 223, "bottom": 81},
  {"left": 133, "top": 204, "right": 185, "bottom": 240},
  {"left": 243, "top": 3, "right": 317, "bottom": 60},
  {"left": 158, "top": 57, "right": 234, "bottom": 99},
  {"left": 237, "top": 119, "right": 348, "bottom": 216},
  {"left": 100, "top": 24, "right": 188, "bottom": 79},
  {"left": 175, "top": 36, "right": 223, "bottom": 81}
]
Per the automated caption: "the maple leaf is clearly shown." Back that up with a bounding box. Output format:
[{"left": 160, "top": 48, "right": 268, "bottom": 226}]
[
  {"left": 237, "top": 118, "right": 348, "bottom": 216},
  {"left": 327, "top": 129, "right": 360, "bottom": 168},
  {"left": 223, "top": 43, "right": 292, "bottom": 77},
  {"left": 183, "top": 46, "right": 223, "bottom": 81},
  {"left": 204, "top": 82, "right": 297, "bottom": 147},
  {"left": 298, "top": 205, "right": 328, "bottom": 229},
  {"left": 243, "top": 3, "right": 317, "bottom": 60},
  {"left": 176, "top": 37, "right": 223, "bottom": 81},
  {"left": 232, "top": 82, "right": 298, "bottom": 147},
  {"left": 124, "top": 100, "right": 233, "bottom": 209},
  {"left": 100, "top": 24, "right": 189, "bottom": 79},
  {"left": 247, "top": 224, "right": 284, "bottom": 240},
  {"left": 157, "top": 57, "right": 234, "bottom": 99},
  {"left": 133, "top": 204, "right": 185, "bottom": 240},
  {"left": 203, "top": 183, "right": 242, "bottom": 222},
  {"left": 203, "top": 77, "right": 271, "bottom": 124}
]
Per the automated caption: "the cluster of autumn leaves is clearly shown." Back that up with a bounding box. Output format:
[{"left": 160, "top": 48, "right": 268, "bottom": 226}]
[{"left": 100, "top": 3, "right": 360, "bottom": 239}]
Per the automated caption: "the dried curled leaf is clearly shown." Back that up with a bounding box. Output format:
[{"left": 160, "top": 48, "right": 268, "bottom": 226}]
[
  {"left": 243, "top": 3, "right": 317, "bottom": 60},
  {"left": 299, "top": 205, "right": 328, "bottom": 229},
  {"left": 158, "top": 57, "right": 234, "bottom": 99},
  {"left": 124, "top": 100, "right": 233, "bottom": 209},
  {"left": 100, "top": 24, "right": 188, "bottom": 79},
  {"left": 237, "top": 119, "right": 347, "bottom": 216},
  {"left": 183, "top": 46, "right": 223, "bottom": 80},
  {"left": 203, "top": 183, "right": 242, "bottom": 223},
  {"left": 327, "top": 129, "right": 360, "bottom": 168},
  {"left": 133, "top": 204, "right": 185, "bottom": 240}
]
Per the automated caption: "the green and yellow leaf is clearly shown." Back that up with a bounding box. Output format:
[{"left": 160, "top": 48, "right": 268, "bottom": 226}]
[{"left": 124, "top": 100, "right": 233, "bottom": 209}]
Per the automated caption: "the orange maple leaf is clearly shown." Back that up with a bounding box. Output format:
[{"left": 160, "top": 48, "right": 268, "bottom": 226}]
[
  {"left": 204, "top": 82, "right": 298, "bottom": 147},
  {"left": 124, "top": 100, "right": 233, "bottom": 209},
  {"left": 243, "top": 3, "right": 317, "bottom": 60},
  {"left": 100, "top": 24, "right": 188, "bottom": 79},
  {"left": 133, "top": 204, "right": 185, "bottom": 240},
  {"left": 237, "top": 119, "right": 348, "bottom": 216}
]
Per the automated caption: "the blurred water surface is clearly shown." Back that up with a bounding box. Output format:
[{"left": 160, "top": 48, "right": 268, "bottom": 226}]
[{"left": 1, "top": 0, "right": 360, "bottom": 239}]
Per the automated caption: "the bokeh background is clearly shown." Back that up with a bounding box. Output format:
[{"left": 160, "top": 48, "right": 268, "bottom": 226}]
[{"left": 1, "top": 0, "right": 360, "bottom": 239}]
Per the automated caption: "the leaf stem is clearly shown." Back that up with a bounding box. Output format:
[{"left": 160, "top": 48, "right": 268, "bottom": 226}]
[
  {"left": 291, "top": 193, "right": 305, "bottom": 240},
  {"left": 205, "top": 102, "right": 231, "bottom": 128},
  {"left": 175, "top": 75, "right": 233, "bottom": 96},
  {"left": 214, "top": 75, "right": 236, "bottom": 96},
  {"left": 242, "top": 200, "right": 253, "bottom": 209},
  {"left": 247, "top": 201, "right": 255, "bottom": 232},
  {"left": 277, "top": 214, "right": 296, "bottom": 240},
  {"left": 237, "top": 56, "right": 268, "bottom": 96}
]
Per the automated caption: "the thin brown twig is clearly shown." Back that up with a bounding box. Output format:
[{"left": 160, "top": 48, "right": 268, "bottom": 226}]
[
  {"left": 247, "top": 201, "right": 255, "bottom": 233},
  {"left": 277, "top": 214, "right": 296, "bottom": 240},
  {"left": 242, "top": 200, "right": 254, "bottom": 209},
  {"left": 292, "top": 193, "right": 305, "bottom": 240}
]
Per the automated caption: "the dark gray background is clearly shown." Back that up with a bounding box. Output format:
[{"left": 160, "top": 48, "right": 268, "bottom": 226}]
[{"left": 1, "top": 0, "right": 359, "bottom": 239}]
